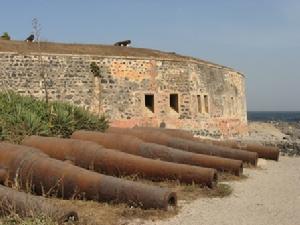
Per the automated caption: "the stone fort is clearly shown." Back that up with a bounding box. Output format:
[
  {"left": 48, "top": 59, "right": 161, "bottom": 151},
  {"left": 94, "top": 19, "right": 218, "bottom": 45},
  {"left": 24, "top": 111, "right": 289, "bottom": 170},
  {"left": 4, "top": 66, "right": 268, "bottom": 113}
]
[{"left": 0, "top": 40, "right": 247, "bottom": 137}]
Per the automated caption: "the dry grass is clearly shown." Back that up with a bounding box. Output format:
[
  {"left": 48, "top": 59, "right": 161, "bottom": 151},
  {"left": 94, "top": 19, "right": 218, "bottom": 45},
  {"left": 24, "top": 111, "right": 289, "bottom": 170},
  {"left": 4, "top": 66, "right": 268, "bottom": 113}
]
[
  {"left": 243, "top": 163, "right": 258, "bottom": 169},
  {"left": 0, "top": 171, "right": 244, "bottom": 225},
  {"left": 0, "top": 40, "right": 229, "bottom": 69},
  {"left": 0, "top": 215, "right": 56, "bottom": 225},
  {"left": 218, "top": 172, "right": 248, "bottom": 182},
  {"left": 0, "top": 40, "right": 188, "bottom": 59},
  {"left": 47, "top": 176, "right": 236, "bottom": 225},
  {"left": 201, "top": 183, "right": 233, "bottom": 198}
]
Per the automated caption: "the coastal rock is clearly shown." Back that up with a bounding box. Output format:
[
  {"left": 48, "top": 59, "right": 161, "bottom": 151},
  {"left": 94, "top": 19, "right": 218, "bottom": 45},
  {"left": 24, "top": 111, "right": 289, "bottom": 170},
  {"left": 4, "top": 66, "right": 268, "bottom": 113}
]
[{"left": 230, "top": 121, "right": 300, "bottom": 157}]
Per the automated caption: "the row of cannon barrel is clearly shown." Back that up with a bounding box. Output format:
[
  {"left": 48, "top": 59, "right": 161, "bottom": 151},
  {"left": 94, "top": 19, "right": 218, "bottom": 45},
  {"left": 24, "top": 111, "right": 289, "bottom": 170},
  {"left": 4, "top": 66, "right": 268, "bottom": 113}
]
[{"left": 0, "top": 127, "right": 279, "bottom": 222}]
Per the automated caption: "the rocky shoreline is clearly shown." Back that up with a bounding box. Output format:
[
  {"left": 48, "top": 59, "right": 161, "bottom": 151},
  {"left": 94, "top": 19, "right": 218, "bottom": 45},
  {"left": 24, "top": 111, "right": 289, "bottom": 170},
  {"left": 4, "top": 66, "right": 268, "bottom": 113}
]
[
  {"left": 273, "top": 121, "right": 300, "bottom": 156},
  {"left": 234, "top": 121, "right": 300, "bottom": 157}
]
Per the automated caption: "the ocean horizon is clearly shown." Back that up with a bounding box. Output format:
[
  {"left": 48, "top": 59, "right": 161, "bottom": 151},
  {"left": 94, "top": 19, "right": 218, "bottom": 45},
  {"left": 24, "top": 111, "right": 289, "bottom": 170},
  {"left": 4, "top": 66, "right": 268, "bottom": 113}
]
[{"left": 247, "top": 111, "right": 300, "bottom": 122}]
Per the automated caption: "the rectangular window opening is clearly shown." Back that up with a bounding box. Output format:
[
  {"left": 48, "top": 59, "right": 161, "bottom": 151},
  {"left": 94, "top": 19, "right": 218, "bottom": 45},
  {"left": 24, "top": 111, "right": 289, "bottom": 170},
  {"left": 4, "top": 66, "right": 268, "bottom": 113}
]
[
  {"left": 170, "top": 94, "right": 179, "bottom": 113},
  {"left": 204, "top": 95, "right": 209, "bottom": 113},
  {"left": 197, "top": 95, "right": 202, "bottom": 113},
  {"left": 145, "top": 94, "right": 154, "bottom": 113}
]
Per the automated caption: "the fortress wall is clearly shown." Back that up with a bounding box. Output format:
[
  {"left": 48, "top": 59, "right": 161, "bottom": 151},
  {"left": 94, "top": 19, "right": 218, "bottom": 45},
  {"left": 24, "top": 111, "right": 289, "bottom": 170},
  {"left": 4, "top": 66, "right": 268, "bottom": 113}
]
[{"left": 0, "top": 52, "right": 247, "bottom": 138}]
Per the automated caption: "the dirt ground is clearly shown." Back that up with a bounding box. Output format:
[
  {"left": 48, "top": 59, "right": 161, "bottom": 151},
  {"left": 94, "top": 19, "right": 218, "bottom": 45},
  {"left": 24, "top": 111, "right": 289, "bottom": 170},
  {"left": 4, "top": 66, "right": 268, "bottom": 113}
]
[{"left": 130, "top": 156, "right": 300, "bottom": 225}]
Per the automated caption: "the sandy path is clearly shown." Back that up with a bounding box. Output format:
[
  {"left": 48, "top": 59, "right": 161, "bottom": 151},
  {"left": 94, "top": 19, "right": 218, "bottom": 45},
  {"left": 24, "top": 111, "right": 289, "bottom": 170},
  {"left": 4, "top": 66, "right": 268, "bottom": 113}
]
[{"left": 137, "top": 156, "right": 300, "bottom": 225}]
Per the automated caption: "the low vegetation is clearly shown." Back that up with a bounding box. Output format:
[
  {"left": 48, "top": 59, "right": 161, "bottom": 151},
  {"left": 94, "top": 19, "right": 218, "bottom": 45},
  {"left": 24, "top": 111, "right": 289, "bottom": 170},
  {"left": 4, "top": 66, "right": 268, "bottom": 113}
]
[
  {"left": 0, "top": 91, "right": 108, "bottom": 143},
  {"left": 1, "top": 215, "right": 55, "bottom": 225},
  {"left": 51, "top": 178, "right": 233, "bottom": 225},
  {"left": 90, "top": 62, "right": 101, "bottom": 77},
  {"left": 0, "top": 32, "right": 11, "bottom": 40}
]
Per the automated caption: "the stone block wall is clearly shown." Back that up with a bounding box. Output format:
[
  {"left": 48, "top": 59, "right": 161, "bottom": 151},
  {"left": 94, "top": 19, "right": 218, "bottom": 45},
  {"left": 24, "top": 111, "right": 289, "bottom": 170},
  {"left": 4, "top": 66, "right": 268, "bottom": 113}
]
[{"left": 0, "top": 52, "right": 247, "bottom": 137}]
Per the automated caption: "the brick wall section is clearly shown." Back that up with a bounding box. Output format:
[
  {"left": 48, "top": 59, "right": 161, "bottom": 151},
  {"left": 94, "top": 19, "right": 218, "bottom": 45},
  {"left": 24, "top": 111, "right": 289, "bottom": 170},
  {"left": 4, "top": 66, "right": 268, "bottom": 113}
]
[{"left": 0, "top": 52, "right": 247, "bottom": 138}]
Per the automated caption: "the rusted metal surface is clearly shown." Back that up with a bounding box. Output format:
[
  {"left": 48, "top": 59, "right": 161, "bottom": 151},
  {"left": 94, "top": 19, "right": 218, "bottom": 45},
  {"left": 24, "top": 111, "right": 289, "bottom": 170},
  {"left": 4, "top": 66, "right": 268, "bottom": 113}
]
[
  {"left": 0, "top": 143, "right": 177, "bottom": 210},
  {"left": 0, "top": 185, "right": 78, "bottom": 223},
  {"left": 219, "top": 141, "right": 280, "bottom": 161},
  {"left": 71, "top": 131, "right": 243, "bottom": 176},
  {"left": 134, "top": 127, "right": 195, "bottom": 140},
  {"left": 106, "top": 127, "right": 258, "bottom": 165},
  {"left": 150, "top": 127, "right": 279, "bottom": 161},
  {"left": 22, "top": 136, "right": 218, "bottom": 186}
]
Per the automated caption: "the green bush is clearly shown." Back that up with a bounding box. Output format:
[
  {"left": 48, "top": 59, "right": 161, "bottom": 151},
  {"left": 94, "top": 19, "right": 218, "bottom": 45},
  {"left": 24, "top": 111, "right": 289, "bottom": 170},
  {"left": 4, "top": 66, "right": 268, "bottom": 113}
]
[
  {"left": 0, "top": 91, "right": 109, "bottom": 143},
  {"left": 90, "top": 62, "right": 101, "bottom": 77},
  {"left": 1, "top": 32, "right": 11, "bottom": 40}
]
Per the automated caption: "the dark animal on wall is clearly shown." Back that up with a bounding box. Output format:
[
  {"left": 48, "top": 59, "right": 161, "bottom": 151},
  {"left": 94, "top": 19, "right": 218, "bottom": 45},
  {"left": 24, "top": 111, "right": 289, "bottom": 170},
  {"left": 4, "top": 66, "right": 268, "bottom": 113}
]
[
  {"left": 114, "top": 40, "right": 131, "bottom": 47},
  {"left": 25, "top": 34, "right": 34, "bottom": 42}
]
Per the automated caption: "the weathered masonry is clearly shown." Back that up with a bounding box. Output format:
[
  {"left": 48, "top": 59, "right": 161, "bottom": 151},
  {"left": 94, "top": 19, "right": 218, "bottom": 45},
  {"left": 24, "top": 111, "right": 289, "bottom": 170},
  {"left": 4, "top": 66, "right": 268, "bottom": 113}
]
[{"left": 0, "top": 41, "right": 247, "bottom": 137}]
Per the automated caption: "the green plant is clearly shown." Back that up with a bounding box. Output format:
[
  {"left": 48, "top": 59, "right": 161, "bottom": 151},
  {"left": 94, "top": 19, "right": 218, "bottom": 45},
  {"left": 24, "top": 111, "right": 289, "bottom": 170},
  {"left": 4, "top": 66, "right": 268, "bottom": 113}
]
[
  {"left": 90, "top": 62, "right": 101, "bottom": 77},
  {"left": 1, "top": 32, "right": 11, "bottom": 40},
  {"left": 0, "top": 91, "right": 109, "bottom": 143}
]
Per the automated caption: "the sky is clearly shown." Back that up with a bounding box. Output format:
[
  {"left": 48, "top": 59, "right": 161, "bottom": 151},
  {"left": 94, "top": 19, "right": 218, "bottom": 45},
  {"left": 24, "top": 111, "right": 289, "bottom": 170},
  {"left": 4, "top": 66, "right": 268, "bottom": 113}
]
[{"left": 1, "top": 0, "right": 299, "bottom": 111}]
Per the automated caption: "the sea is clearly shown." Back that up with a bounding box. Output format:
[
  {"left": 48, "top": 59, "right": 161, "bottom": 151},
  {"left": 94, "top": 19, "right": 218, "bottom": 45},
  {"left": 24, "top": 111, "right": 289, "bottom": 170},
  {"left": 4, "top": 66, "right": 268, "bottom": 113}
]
[{"left": 247, "top": 111, "right": 300, "bottom": 122}]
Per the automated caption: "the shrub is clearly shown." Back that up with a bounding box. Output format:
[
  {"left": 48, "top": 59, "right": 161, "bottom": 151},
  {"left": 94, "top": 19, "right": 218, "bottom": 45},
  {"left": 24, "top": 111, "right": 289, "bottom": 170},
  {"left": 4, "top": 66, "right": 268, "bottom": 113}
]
[
  {"left": 0, "top": 91, "right": 109, "bottom": 143},
  {"left": 90, "top": 62, "right": 101, "bottom": 77},
  {"left": 1, "top": 32, "right": 11, "bottom": 40}
]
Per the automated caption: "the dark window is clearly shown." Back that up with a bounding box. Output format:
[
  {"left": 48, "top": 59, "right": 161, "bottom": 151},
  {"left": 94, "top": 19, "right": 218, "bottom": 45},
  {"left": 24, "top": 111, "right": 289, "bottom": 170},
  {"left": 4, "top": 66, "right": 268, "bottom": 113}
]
[
  {"left": 197, "top": 95, "right": 202, "bottom": 113},
  {"left": 145, "top": 94, "right": 154, "bottom": 113},
  {"left": 170, "top": 94, "right": 179, "bottom": 113},
  {"left": 204, "top": 95, "right": 209, "bottom": 113}
]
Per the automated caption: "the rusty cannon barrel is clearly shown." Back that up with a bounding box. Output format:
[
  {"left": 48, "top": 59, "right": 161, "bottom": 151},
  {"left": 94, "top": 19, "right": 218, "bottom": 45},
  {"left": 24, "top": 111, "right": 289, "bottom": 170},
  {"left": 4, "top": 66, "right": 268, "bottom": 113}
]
[
  {"left": 0, "top": 185, "right": 78, "bottom": 223},
  {"left": 106, "top": 127, "right": 258, "bottom": 165},
  {"left": 148, "top": 127, "right": 279, "bottom": 161},
  {"left": 22, "top": 136, "right": 217, "bottom": 186},
  {"left": 71, "top": 131, "right": 243, "bottom": 176},
  {"left": 0, "top": 143, "right": 177, "bottom": 210},
  {"left": 134, "top": 127, "right": 195, "bottom": 140},
  {"left": 195, "top": 139, "right": 279, "bottom": 161},
  {"left": 221, "top": 141, "right": 280, "bottom": 161},
  {"left": 171, "top": 133, "right": 279, "bottom": 161}
]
